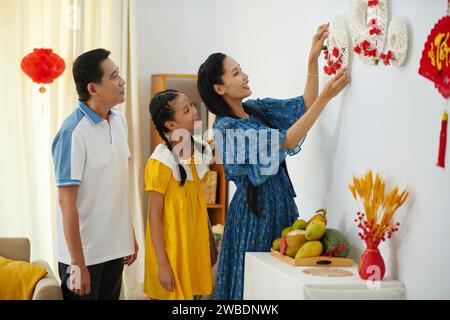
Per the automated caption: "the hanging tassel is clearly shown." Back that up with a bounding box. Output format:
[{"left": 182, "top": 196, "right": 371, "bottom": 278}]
[{"left": 437, "top": 111, "right": 448, "bottom": 168}]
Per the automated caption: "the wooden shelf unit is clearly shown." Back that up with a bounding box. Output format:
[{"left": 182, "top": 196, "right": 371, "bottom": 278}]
[{"left": 150, "top": 74, "right": 227, "bottom": 225}]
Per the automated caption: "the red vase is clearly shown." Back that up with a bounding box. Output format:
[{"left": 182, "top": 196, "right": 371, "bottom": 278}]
[{"left": 358, "top": 240, "right": 385, "bottom": 281}]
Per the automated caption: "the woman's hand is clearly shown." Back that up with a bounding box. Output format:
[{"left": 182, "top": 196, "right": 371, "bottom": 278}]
[
  {"left": 319, "top": 68, "right": 350, "bottom": 102},
  {"left": 158, "top": 264, "right": 175, "bottom": 292},
  {"left": 309, "top": 23, "right": 329, "bottom": 61}
]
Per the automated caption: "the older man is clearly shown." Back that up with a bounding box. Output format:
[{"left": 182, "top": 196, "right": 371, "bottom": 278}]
[{"left": 52, "top": 48, "right": 138, "bottom": 300}]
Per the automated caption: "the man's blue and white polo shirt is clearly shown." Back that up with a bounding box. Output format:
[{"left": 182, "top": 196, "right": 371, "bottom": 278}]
[{"left": 52, "top": 101, "right": 134, "bottom": 266}]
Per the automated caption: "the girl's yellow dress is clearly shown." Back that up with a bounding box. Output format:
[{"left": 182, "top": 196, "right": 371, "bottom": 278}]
[{"left": 144, "top": 143, "right": 214, "bottom": 300}]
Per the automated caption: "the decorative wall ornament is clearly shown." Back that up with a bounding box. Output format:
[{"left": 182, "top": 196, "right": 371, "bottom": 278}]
[
  {"left": 323, "top": 15, "right": 351, "bottom": 75},
  {"left": 350, "top": 0, "right": 408, "bottom": 67},
  {"left": 383, "top": 17, "right": 408, "bottom": 66}
]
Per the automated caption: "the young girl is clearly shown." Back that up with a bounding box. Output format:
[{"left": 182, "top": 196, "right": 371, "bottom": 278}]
[{"left": 144, "top": 89, "right": 218, "bottom": 300}]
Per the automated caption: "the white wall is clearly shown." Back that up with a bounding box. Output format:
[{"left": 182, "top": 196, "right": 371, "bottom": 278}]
[
  {"left": 134, "top": 0, "right": 216, "bottom": 162},
  {"left": 135, "top": 0, "right": 450, "bottom": 299},
  {"left": 213, "top": 0, "right": 450, "bottom": 299}
]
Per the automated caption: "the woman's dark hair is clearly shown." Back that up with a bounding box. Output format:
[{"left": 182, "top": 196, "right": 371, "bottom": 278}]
[
  {"left": 73, "top": 48, "right": 111, "bottom": 102},
  {"left": 149, "top": 89, "right": 188, "bottom": 186},
  {"left": 197, "top": 53, "right": 294, "bottom": 218},
  {"left": 197, "top": 53, "right": 230, "bottom": 117}
]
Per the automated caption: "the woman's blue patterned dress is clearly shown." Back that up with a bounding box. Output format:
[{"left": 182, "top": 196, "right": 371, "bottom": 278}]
[{"left": 213, "top": 96, "right": 307, "bottom": 300}]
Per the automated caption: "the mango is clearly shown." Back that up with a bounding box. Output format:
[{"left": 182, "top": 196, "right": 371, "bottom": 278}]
[
  {"left": 305, "top": 220, "right": 326, "bottom": 240},
  {"left": 284, "top": 230, "right": 307, "bottom": 258},
  {"left": 291, "top": 219, "right": 308, "bottom": 230},
  {"left": 295, "top": 241, "right": 324, "bottom": 259},
  {"left": 272, "top": 238, "right": 281, "bottom": 251}
]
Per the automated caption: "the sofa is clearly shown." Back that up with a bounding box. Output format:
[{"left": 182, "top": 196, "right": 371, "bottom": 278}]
[{"left": 0, "top": 237, "right": 63, "bottom": 300}]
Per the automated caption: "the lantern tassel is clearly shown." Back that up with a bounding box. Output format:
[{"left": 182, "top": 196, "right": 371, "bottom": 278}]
[{"left": 437, "top": 111, "right": 448, "bottom": 168}]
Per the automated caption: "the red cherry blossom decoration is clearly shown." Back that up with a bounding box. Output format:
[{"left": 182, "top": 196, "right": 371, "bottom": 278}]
[
  {"left": 369, "top": 27, "right": 382, "bottom": 36},
  {"left": 323, "top": 46, "right": 344, "bottom": 75},
  {"left": 380, "top": 50, "right": 393, "bottom": 65},
  {"left": 332, "top": 47, "right": 340, "bottom": 58}
]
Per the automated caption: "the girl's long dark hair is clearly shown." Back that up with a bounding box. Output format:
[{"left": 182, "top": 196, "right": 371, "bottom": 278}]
[
  {"left": 197, "top": 53, "right": 294, "bottom": 217},
  {"left": 149, "top": 89, "right": 188, "bottom": 186}
]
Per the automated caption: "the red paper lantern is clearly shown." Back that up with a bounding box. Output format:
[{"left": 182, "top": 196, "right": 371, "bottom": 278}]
[{"left": 20, "top": 48, "right": 65, "bottom": 93}]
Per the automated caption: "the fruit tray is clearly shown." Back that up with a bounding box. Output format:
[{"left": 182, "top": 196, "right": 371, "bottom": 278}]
[{"left": 270, "top": 249, "right": 354, "bottom": 267}]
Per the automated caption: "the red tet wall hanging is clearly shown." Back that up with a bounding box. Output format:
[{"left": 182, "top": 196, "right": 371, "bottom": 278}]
[
  {"left": 418, "top": 1, "right": 450, "bottom": 169},
  {"left": 350, "top": 0, "right": 408, "bottom": 67},
  {"left": 20, "top": 48, "right": 65, "bottom": 94}
]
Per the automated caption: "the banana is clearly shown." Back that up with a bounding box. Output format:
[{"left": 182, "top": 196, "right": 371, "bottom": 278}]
[{"left": 307, "top": 208, "right": 327, "bottom": 226}]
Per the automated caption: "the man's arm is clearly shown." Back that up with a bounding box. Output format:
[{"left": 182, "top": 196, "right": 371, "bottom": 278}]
[{"left": 58, "top": 186, "right": 90, "bottom": 296}]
